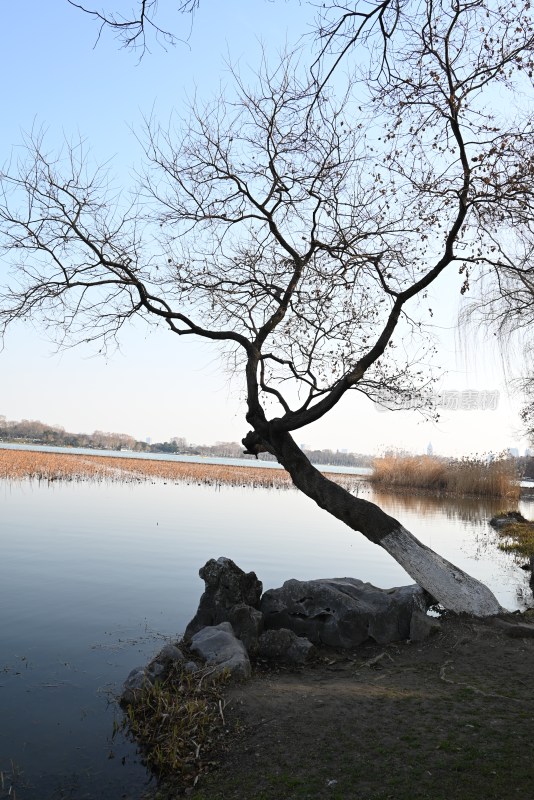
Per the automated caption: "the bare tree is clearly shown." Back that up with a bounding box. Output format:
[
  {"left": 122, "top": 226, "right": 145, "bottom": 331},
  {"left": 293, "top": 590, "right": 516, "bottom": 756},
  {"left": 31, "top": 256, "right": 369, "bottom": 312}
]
[
  {"left": 67, "top": 0, "right": 199, "bottom": 53},
  {"left": 2, "top": 0, "right": 533, "bottom": 614}
]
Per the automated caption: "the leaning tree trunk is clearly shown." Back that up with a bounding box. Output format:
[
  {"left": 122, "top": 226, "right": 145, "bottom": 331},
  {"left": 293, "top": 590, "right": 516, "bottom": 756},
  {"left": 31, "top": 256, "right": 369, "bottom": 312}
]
[{"left": 265, "top": 431, "right": 502, "bottom": 617}]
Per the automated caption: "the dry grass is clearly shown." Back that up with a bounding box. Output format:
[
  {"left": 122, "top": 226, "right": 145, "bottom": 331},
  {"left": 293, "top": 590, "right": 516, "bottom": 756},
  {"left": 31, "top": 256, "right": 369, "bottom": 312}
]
[
  {"left": 0, "top": 448, "right": 359, "bottom": 490},
  {"left": 371, "top": 454, "right": 520, "bottom": 499},
  {"left": 120, "top": 664, "right": 230, "bottom": 791},
  {"left": 0, "top": 448, "right": 112, "bottom": 482}
]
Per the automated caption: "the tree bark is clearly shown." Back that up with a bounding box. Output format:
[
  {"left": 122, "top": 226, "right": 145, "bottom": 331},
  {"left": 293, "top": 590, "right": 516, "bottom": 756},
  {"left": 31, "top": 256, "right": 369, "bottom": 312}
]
[{"left": 264, "top": 431, "right": 502, "bottom": 617}]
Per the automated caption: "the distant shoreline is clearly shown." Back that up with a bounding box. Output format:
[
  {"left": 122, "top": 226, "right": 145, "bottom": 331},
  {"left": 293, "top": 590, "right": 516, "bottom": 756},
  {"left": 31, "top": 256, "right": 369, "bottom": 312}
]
[{"left": 0, "top": 416, "right": 371, "bottom": 469}]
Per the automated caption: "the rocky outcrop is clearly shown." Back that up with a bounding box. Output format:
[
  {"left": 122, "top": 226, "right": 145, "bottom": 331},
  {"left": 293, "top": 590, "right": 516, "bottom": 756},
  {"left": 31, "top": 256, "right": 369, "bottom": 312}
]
[
  {"left": 184, "top": 557, "right": 263, "bottom": 649},
  {"left": 260, "top": 578, "right": 430, "bottom": 648},
  {"left": 122, "top": 559, "right": 440, "bottom": 704}
]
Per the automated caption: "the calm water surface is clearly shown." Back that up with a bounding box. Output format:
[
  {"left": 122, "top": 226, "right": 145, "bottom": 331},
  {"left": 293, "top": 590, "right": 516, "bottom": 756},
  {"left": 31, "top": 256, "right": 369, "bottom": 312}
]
[{"left": 1, "top": 476, "right": 532, "bottom": 799}]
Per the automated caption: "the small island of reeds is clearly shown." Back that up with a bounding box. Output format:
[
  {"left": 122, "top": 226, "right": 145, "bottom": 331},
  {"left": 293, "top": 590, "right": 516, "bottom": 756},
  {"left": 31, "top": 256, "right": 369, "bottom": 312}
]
[
  {"left": 490, "top": 512, "right": 534, "bottom": 560},
  {"left": 371, "top": 454, "right": 520, "bottom": 500}
]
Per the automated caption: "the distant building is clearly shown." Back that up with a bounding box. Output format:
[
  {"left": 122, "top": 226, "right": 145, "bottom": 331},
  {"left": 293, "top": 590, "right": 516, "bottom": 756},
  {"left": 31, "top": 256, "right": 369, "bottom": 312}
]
[
  {"left": 427, "top": 442, "right": 433, "bottom": 456},
  {"left": 508, "top": 447, "right": 519, "bottom": 458},
  {"left": 146, "top": 437, "right": 152, "bottom": 445}
]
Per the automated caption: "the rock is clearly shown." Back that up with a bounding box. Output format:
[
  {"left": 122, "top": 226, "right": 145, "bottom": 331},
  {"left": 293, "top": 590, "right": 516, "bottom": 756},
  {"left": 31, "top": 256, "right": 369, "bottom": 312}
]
[
  {"left": 135, "top": 644, "right": 187, "bottom": 689},
  {"left": 147, "top": 661, "right": 165, "bottom": 680},
  {"left": 190, "top": 621, "right": 251, "bottom": 679},
  {"left": 184, "top": 557, "right": 263, "bottom": 644},
  {"left": 121, "top": 666, "right": 152, "bottom": 705},
  {"left": 409, "top": 609, "right": 441, "bottom": 642},
  {"left": 154, "top": 643, "right": 185, "bottom": 665},
  {"left": 122, "top": 645, "right": 186, "bottom": 704},
  {"left": 257, "top": 628, "right": 314, "bottom": 665},
  {"left": 226, "top": 603, "right": 264, "bottom": 652},
  {"left": 261, "top": 578, "right": 429, "bottom": 648}
]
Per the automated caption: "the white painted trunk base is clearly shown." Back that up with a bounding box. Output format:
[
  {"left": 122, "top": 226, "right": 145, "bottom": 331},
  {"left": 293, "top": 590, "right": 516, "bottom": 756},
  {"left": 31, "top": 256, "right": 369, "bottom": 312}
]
[{"left": 381, "top": 525, "right": 503, "bottom": 617}]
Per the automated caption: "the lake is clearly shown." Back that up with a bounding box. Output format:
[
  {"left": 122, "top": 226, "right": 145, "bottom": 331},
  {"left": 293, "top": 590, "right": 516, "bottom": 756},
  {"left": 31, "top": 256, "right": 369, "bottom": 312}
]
[{"left": 1, "top": 472, "right": 532, "bottom": 799}]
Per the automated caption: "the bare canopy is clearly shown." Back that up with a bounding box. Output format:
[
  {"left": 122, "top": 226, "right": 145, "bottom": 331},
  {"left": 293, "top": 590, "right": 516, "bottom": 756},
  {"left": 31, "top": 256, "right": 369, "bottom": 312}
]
[
  {"left": 2, "top": 0, "right": 533, "bottom": 614},
  {"left": 67, "top": 0, "right": 200, "bottom": 53}
]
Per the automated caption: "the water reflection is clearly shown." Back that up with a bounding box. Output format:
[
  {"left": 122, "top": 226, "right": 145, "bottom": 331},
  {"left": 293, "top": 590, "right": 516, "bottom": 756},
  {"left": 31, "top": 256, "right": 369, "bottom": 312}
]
[
  {"left": 368, "top": 484, "right": 515, "bottom": 524},
  {"left": 0, "top": 478, "right": 532, "bottom": 800}
]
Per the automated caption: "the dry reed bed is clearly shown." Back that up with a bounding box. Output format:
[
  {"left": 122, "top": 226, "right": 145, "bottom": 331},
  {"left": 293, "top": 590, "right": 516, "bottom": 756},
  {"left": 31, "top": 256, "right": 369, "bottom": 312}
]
[
  {"left": 0, "top": 449, "right": 358, "bottom": 490},
  {"left": 0, "top": 448, "right": 114, "bottom": 482},
  {"left": 371, "top": 454, "right": 520, "bottom": 499}
]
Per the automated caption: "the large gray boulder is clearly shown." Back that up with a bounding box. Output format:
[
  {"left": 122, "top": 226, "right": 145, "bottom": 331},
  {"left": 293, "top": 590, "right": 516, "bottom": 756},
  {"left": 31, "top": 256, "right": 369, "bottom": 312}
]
[
  {"left": 260, "top": 578, "right": 430, "bottom": 648},
  {"left": 184, "top": 557, "right": 263, "bottom": 647},
  {"left": 190, "top": 621, "right": 251, "bottom": 679}
]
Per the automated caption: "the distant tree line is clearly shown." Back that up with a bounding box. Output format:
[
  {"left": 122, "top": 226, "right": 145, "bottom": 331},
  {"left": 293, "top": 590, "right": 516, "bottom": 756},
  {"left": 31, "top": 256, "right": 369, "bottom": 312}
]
[
  {"left": 173, "top": 439, "right": 372, "bottom": 467},
  {"left": 0, "top": 415, "right": 140, "bottom": 451},
  {"left": 0, "top": 415, "right": 372, "bottom": 466}
]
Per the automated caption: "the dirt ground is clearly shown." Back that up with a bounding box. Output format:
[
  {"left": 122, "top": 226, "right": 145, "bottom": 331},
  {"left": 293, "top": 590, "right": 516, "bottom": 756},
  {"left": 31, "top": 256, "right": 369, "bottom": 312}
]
[{"left": 178, "top": 611, "right": 534, "bottom": 800}]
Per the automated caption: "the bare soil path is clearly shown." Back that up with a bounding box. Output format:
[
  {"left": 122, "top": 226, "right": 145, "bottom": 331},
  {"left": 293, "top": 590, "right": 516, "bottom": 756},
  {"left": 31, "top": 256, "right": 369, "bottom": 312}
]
[{"left": 182, "top": 612, "right": 534, "bottom": 800}]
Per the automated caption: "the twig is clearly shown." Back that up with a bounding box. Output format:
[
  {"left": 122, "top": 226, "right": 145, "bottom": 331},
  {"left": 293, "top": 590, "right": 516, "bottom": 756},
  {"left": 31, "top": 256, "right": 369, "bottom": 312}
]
[
  {"left": 218, "top": 698, "right": 227, "bottom": 725},
  {"left": 358, "top": 651, "right": 394, "bottom": 669},
  {"left": 197, "top": 666, "right": 217, "bottom": 689}
]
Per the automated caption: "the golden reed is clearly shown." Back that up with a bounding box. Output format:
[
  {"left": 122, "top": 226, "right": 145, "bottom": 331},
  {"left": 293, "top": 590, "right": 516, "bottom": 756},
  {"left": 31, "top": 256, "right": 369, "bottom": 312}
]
[
  {"left": 370, "top": 454, "right": 520, "bottom": 499},
  {"left": 0, "top": 448, "right": 358, "bottom": 490}
]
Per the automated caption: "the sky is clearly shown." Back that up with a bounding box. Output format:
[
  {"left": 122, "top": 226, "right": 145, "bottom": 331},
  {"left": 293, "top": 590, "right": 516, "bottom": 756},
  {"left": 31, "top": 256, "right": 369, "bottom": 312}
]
[{"left": 0, "top": 1, "right": 530, "bottom": 457}]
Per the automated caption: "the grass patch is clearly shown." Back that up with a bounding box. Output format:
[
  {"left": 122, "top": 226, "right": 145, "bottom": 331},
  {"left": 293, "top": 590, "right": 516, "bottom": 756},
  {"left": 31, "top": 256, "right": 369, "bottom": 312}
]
[
  {"left": 120, "top": 664, "right": 231, "bottom": 792},
  {"left": 371, "top": 454, "right": 519, "bottom": 499},
  {"left": 496, "top": 518, "right": 534, "bottom": 558}
]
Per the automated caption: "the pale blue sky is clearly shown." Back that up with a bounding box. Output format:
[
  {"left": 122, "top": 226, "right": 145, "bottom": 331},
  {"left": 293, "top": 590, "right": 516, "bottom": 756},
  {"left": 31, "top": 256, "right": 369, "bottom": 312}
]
[{"left": 0, "top": 1, "right": 529, "bottom": 455}]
